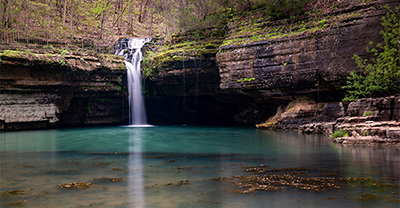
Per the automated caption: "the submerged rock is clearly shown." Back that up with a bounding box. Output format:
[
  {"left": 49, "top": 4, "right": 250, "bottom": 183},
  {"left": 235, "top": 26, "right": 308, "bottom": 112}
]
[
  {"left": 59, "top": 182, "right": 96, "bottom": 189},
  {"left": 1, "top": 190, "right": 24, "bottom": 197},
  {"left": 222, "top": 164, "right": 398, "bottom": 195}
]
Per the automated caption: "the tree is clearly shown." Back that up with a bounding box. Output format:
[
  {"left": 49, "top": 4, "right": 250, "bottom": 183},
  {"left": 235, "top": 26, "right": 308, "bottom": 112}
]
[{"left": 343, "top": 5, "right": 400, "bottom": 102}]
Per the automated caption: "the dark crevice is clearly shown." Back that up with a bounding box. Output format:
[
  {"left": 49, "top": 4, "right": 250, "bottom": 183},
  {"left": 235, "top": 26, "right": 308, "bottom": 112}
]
[{"left": 390, "top": 96, "right": 395, "bottom": 120}]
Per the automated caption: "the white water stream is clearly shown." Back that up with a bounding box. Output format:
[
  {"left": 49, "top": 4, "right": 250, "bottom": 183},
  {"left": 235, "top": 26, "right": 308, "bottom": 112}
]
[{"left": 116, "top": 38, "right": 151, "bottom": 126}]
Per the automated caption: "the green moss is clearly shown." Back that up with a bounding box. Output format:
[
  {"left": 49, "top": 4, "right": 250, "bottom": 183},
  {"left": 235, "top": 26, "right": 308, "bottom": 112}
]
[
  {"left": 363, "top": 111, "right": 374, "bottom": 117},
  {"left": 332, "top": 129, "right": 349, "bottom": 139},
  {"left": 0, "top": 49, "right": 26, "bottom": 58},
  {"left": 142, "top": 32, "right": 224, "bottom": 78},
  {"left": 220, "top": 10, "right": 361, "bottom": 47}
]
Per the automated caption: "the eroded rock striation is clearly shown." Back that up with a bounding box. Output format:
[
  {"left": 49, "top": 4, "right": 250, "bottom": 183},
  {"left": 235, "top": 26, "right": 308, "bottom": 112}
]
[
  {"left": 0, "top": 51, "right": 128, "bottom": 130},
  {"left": 1, "top": 0, "right": 399, "bottom": 130},
  {"left": 332, "top": 96, "right": 400, "bottom": 144},
  {"left": 147, "top": 0, "right": 398, "bottom": 126},
  {"left": 216, "top": 0, "right": 395, "bottom": 98}
]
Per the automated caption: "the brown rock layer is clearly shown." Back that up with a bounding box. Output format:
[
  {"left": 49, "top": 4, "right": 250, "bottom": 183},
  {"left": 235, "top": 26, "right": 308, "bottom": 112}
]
[
  {"left": 0, "top": 56, "right": 127, "bottom": 131},
  {"left": 216, "top": 0, "right": 396, "bottom": 98}
]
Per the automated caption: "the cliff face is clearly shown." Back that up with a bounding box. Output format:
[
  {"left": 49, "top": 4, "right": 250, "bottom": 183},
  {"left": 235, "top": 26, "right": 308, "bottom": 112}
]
[
  {"left": 216, "top": 1, "right": 393, "bottom": 99},
  {"left": 0, "top": 53, "right": 128, "bottom": 130},
  {"left": 145, "top": 54, "right": 251, "bottom": 125},
  {"left": 1, "top": 0, "right": 398, "bottom": 130},
  {"left": 144, "top": 0, "right": 398, "bottom": 125}
]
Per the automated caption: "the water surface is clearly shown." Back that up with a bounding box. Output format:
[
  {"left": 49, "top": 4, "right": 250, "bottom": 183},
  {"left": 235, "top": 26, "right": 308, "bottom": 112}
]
[{"left": 1, "top": 126, "right": 399, "bottom": 207}]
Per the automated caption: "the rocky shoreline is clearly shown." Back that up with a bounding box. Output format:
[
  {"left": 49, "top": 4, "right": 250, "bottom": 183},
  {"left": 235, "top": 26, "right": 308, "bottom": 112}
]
[{"left": 257, "top": 95, "right": 400, "bottom": 145}]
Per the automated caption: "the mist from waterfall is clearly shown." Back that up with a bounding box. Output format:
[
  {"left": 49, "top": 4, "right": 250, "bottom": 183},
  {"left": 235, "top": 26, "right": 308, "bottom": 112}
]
[{"left": 116, "top": 38, "right": 151, "bottom": 126}]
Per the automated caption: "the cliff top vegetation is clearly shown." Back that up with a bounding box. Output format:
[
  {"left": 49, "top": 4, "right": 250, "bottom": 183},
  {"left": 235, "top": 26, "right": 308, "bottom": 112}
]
[{"left": 1, "top": 0, "right": 371, "bottom": 52}]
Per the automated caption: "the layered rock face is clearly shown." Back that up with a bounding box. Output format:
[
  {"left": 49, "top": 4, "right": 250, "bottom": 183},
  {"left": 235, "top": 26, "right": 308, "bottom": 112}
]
[
  {"left": 144, "top": 0, "right": 398, "bottom": 126},
  {"left": 145, "top": 54, "right": 250, "bottom": 125},
  {"left": 216, "top": 0, "right": 394, "bottom": 99},
  {"left": 0, "top": 55, "right": 127, "bottom": 130},
  {"left": 257, "top": 95, "right": 400, "bottom": 144},
  {"left": 288, "top": 95, "right": 400, "bottom": 144},
  {"left": 2, "top": 0, "right": 398, "bottom": 130},
  {"left": 333, "top": 95, "right": 400, "bottom": 143}
]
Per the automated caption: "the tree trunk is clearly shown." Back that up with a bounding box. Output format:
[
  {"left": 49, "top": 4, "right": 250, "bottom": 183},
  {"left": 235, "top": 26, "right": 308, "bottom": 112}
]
[
  {"left": 1, "top": 0, "right": 10, "bottom": 28},
  {"left": 62, "top": 0, "right": 67, "bottom": 27},
  {"left": 100, "top": 12, "right": 104, "bottom": 40},
  {"left": 70, "top": 0, "right": 74, "bottom": 39}
]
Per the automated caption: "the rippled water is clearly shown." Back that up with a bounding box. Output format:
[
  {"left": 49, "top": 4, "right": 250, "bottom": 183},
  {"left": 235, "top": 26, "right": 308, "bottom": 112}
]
[{"left": 1, "top": 126, "right": 399, "bottom": 207}]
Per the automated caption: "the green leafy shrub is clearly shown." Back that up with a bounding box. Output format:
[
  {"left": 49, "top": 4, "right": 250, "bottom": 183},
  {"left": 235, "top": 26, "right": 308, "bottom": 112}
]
[
  {"left": 332, "top": 129, "right": 349, "bottom": 139},
  {"left": 362, "top": 131, "right": 370, "bottom": 136},
  {"left": 362, "top": 111, "right": 374, "bottom": 117},
  {"left": 343, "top": 5, "right": 400, "bottom": 101}
]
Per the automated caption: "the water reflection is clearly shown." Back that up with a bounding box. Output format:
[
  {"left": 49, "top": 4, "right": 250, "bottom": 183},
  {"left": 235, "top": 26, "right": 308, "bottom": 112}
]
[
  {"left": 0, "top": 127, "right": 398, "bottom": 207},
  {"left": 128, "top": 128, "right": 145, "bottom": 208},
  {"left": 334, "top": 145, "right": 400, "bottom": 180},
  {"left": 0, "top": 130, "right": 57, "bottom": 152}
]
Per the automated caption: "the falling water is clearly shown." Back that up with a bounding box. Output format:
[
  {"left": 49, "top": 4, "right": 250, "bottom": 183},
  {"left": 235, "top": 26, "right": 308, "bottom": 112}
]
[{"left": 116, "top": 38, "right": 151, "bottom": 126}]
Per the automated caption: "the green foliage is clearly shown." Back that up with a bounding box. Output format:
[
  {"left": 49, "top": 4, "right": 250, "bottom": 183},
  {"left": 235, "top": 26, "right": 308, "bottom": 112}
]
[
  {"left": 61, "top": 49, "right": 69, "bottom": 56},
  {"left": 142, "top": 50, "right": 158, "bottom": 78},
  {"left": 115, "top": 84, "right": 122, "bottom": 92},
  {"left": 59, "top": 59, "right": 66, "bottom": 66},
  {"left": 0, "top": 49, "right": 25, "bottom": 58},
  {"left": 332, "top": 129, "right": 348, "bottom": 139},
  {"left": 362, "top": 131, "right": 370, "bottom": 136},
  {"left": 343, "top": 6, "right": 400, "bottom": 101},
  {"left": 237, "top": 77, "right": 255, "bottom": 82},
  {"left": 362, "top": 111, "right": 374, "bottom": 117}
]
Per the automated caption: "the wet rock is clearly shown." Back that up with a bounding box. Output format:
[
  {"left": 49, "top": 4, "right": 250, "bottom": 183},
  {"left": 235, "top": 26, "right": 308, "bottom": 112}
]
[
  {"left": 222, "top": 164, "right": 398, "bottom": 195},
  {"left": 258, "top": 101, "right": 343, "bottom": 131},
  {"left": 387, "top": 128, "right": 400, "bottom": 139},
  {"left": 59, "top": 182, "right": 96, "bottom": 189},
  {"left": 111, "top": 167, "right": 125, "bottom": 171},
  {"left": 1, "top": 190, "right": 24, "bottom": 197},
  {"left": 7, "top": 200, "right": 28, "bottom": 206},
  {"left": 299, "top": 122, "right": 335, "bottom": 134}
]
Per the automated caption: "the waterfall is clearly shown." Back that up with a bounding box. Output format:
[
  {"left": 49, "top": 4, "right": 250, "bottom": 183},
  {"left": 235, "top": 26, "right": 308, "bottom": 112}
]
[{"left": 116, "top": 38, "right": 151, "bottom": 126}]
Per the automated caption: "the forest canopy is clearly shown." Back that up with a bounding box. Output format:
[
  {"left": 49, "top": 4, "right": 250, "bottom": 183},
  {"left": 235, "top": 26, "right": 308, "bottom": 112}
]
[{"left": 0, "top": 0, "right": 359, "bottom": 50}]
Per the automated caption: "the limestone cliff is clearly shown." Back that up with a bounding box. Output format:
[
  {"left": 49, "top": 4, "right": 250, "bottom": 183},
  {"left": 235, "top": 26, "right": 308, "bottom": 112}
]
[
  {"left": 144, "top": 0, "right": 399, "bottom": 125},
  {"left": 1, "top": 0, "right": 399, "bottom": 129},
  {"left": 0, "top": 49, "right": 128, "bottom": 130},
  {"left": 216, "top": 0, "right": 397, "bottom": 98}
]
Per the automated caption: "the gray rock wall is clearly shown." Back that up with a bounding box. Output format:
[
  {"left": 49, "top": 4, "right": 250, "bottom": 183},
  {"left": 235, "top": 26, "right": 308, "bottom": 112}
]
[{"left": 216, "top": 1, "right": 395, "bottom": 98}]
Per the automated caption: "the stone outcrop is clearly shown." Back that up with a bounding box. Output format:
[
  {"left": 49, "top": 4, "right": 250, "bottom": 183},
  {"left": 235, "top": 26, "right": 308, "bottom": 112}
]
[
  {"left": 292, "top": 95, "right": 400, "bottom": 144},
  {"left": 256, "top": 101, "right": 345, "bottom": 131},
  {"left": 298, "top": 122, "right": 337, "bottom": 135},
  {"left": 344, "top": 96, "right": 398, "bottom": 120},
  {"left": 257, "top": 94, "right": 400, "bottom": 144},
  {"left": 143, "top": 1, "right": 400, "bottom": 126},
  {"left": 0, "top": 52, "right": 128, "bottom": 131},
  {"left": 144, "top": 0, "right": 399, "bottom": 126},
  {"left": 331, "top": 95, "right": 400, "bottom": 143},
  {"left": 216, "top": 0, "right": 397, "bottom": 99},
  {"left": 2, "top": 0, "right": 399, "bottom": 130}
]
